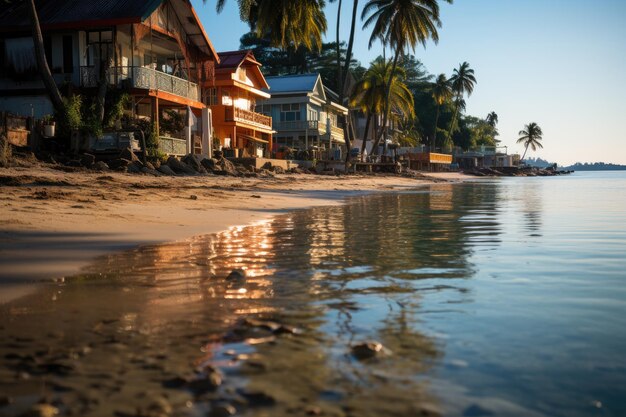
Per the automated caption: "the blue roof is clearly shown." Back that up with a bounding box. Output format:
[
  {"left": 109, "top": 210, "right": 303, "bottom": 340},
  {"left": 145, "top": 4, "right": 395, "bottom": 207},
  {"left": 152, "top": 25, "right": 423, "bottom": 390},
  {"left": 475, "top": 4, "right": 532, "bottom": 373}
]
[{"left": 264, "top": 74, "right": 319, "bottom": 94}]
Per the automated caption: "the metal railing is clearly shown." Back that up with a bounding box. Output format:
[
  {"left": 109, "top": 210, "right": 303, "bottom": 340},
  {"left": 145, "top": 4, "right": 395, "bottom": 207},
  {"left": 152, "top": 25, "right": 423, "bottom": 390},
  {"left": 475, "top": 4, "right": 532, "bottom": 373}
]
[
  {"left": 158, "top": 136, "right": 187, "bottom": 156},
  {"left": 272, "top": 120, "right": 320, "bottom": 131},
  {"left": 80, "top": 66, "right": 199, "bottom": 102},
  {"left": 224, "top": 106, "right": 272, "bottom": 129}
]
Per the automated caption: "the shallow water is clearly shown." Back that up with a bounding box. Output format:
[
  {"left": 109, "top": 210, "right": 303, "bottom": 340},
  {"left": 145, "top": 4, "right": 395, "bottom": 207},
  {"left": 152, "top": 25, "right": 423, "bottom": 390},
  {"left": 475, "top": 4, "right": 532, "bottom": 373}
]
[{"left": 1, "top": 172, "right": 625, "bottom": 416}]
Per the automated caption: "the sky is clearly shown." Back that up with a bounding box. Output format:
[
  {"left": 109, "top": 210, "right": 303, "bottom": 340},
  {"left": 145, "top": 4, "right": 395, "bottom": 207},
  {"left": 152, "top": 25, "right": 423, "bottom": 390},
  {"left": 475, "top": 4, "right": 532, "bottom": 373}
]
[{"left": 192, "top": 0, "right": 626, "bottom": 165}]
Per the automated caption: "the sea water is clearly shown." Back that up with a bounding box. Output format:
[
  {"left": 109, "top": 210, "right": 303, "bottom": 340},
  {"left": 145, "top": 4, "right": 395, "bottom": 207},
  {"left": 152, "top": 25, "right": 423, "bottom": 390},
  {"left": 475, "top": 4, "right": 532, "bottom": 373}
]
[{"left": 0, "top": 171, "right": 625, "bottom": 416}]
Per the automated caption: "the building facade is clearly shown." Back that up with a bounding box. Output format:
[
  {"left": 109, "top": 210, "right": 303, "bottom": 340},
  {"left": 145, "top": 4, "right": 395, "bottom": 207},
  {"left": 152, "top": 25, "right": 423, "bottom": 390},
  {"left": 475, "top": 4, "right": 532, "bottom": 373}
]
[
  {"left": 257, "top": 74, "right": 347, "bottom": 159},
  {"left": 0, "top": 0, "right": 219, "bottom": 156},
  {"left": 207, "top": 50, "right": 273, "bottom": 158}
]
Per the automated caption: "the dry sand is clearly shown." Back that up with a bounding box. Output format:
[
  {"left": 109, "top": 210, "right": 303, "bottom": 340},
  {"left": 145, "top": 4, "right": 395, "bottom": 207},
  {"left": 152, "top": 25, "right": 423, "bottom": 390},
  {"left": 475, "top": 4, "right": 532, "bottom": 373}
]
[{"left": 0, "top": 164, "right": 469, "bottom": 302}]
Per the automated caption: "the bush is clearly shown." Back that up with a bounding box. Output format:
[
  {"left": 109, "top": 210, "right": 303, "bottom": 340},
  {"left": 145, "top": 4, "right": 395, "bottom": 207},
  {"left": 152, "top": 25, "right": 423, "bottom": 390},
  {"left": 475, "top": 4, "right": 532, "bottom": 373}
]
[{"left": 54, "top": 95, "right": 83, "bottom": 139}]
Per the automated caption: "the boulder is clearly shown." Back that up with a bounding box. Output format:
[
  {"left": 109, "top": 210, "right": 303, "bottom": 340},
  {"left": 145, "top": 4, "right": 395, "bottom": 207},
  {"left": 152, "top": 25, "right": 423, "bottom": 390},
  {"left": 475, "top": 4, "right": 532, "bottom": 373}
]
[
  {"left": 219, "top": 157, "right": 238, "bottom": 176},
  {"left": 201, "top": 158, "right": 219, "bottom": 172},
  {"left": 272, "top": 165, "right": 285, "bottom": 174},
  {"left": 108, "top": 158, "right": 131, "bottom": 170},
  {"left": 80, "top": 153, "right": 96, "bottom": 168},
  {"left": 182, "top": 154, "right": 203, "bottom": 173},
  {"left": 92, "top": 161, "right": 109, "bottom": 171},
  {"left": 127, "top": 160, "right": 144, "bottom": 174},
  {"left": 119, "top": 147, "right": 139, "bottom": 163},
  {"left": 157, "top": 164, "right": 177, "bottom": 176},
  {"left": 167, "top": 156, "right": 196, "bottom": 175},
  {"left": 144, "top": 161, "right": 156, "bottom": 170},
  {"left": 141, "top": 166, "right": 161, "bottom": 176}
]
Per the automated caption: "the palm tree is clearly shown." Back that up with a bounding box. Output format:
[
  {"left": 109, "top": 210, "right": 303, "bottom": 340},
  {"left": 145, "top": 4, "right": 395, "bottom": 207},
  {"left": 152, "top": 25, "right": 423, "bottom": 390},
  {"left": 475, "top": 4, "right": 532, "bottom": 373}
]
[
  {"left": 362, "top": 0, "right": 449, "bottom": 154},
  {"left": 350, "top": 57, "right": 414, "bottom": 159},
  {"left": 27, "top": 0, "right": 63, "bottom": 113},
  {"left": 517, "top": 122, "right": 544, "bottom": 161},
  {"left": 486, "top": 111, "right": 498, "bottom": 127},
  {"left": 215, "top": 0, "right": 327, "bottom": 52},
  {"left": 446, "top": 61, "right": 476, "bottom": 141},
  {"left": 431, "top": 73, "right": 452, "bottom": 149}
]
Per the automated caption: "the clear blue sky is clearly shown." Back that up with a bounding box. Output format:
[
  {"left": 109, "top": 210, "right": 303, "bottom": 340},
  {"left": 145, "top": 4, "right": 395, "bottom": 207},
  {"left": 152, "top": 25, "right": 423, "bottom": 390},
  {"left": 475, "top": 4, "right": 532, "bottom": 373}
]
[{"left": 193, "top": 0, "right": 626, "bottom": 165}]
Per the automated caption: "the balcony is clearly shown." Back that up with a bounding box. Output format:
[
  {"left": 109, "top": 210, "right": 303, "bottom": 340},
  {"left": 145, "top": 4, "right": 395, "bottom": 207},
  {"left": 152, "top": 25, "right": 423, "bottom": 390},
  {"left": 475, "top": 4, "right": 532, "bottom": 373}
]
[
  {"left": 80, "top": 66, "right": 199, "bottom": 102},
  {"left": 224, "top": 106, "right": 272, "bottom": 130},
  {"left": 272, "top": 120, "right": 320, "bottom": 131}
]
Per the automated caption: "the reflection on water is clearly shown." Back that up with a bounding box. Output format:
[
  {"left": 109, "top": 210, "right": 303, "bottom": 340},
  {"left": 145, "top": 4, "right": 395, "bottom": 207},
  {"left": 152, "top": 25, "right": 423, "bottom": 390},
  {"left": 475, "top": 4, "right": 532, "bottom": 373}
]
[{"left": 1, "top": 174, "right": 626, "bottom": 417}]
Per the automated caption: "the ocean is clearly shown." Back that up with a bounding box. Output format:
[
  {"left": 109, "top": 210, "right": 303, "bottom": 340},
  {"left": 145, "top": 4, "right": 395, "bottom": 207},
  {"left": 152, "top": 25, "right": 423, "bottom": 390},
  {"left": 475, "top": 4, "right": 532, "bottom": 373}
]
[{"left": 1, "top": 171, "right": 625, "bottom": 416}]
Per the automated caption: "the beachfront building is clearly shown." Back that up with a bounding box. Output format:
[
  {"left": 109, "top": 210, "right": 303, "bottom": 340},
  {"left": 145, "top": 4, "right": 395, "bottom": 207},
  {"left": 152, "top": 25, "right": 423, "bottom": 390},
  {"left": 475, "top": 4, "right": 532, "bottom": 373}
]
[
  {"left": 256, "top": 74, "right": 348, "bottom": 159},
  {"left": 206, "top": 50, "right": 273, "bottom": 158},
  {"left": 0, "top": 0, "right": 219, "bottom": 156}
]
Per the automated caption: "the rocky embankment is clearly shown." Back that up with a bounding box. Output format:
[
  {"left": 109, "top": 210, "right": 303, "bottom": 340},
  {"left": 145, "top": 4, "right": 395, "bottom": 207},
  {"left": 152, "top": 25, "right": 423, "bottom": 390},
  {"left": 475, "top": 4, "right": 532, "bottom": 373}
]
[{"left": 464, "top": 166, "right": 574, "bottom": 177}]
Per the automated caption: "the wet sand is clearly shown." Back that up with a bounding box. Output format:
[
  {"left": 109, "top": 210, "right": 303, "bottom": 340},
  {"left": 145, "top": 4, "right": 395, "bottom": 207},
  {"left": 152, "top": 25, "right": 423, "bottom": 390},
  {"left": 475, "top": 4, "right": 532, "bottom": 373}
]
[{"left": 0, "top": 164, "right": 468, "bottom": 303}]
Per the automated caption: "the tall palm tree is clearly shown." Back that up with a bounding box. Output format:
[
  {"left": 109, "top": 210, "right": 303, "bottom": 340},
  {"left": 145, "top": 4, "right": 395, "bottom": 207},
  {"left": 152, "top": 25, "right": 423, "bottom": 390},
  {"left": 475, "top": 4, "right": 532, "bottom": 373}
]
[
  {"left": 27, "top": 0, "right": 63, "bottom": 113},
  {"left": 446, "top": 61, "right": 476, "bottom": 141},
  {"left": 486, "top": 111, "right": 498, "bottom": 127},
  {"left": 431, "top": 73, "right": 452, "bottom": 149},
  {"left": 215, "top": 0, "right": 327, "bottom": 51},
  {"left": 350, "top": 57, "right": 414, "bottom": 159},
  {"left": 517, "top": 122, "right": 544, "bottom": 161},
  {"left": 362, "top": 0, "right": 450, "bottom": 154}
]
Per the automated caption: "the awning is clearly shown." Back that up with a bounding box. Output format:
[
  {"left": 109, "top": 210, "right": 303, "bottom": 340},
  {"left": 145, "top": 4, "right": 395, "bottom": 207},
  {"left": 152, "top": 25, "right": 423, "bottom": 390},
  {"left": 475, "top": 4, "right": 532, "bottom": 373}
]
[{"left": 239, "top": 134, "right": 268, "bottom": 144}]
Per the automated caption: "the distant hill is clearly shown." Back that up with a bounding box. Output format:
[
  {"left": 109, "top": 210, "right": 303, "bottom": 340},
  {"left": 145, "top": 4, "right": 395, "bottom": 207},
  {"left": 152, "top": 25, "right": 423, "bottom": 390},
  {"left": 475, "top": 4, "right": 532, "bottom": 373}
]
[
  {"left": 561, "top": 162, "right": 626, "bottom": 171},
  {"left": 523, "top": 157, "right": 555, "bottom": 168}
]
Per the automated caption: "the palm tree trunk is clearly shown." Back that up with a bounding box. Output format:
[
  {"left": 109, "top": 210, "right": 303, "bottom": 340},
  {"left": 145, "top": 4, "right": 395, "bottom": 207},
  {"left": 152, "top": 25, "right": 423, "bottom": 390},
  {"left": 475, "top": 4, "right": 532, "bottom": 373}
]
[
  {"left": 339, "top": 0, "right": 359, "bottom": 163},
  {"left": 521, "top": 143, "right": 530, "bottom": 161},
  {"left": 433, "top": 105, "right": 440, "bottom": 151},
  {"left": 371, "top": 48, "right": 401, "bottom": 156},
  {"left": 335, "top": 0, "right": 342, "bottom": 93},
  {"left": 446, "top": 93, "right": 461, "bottom": 143},
  {"left": 361, "top": 112, "right": 373, "bottom": 161},
  {"left": 27, "top": 0, "right": 64, "bottom": 113}
]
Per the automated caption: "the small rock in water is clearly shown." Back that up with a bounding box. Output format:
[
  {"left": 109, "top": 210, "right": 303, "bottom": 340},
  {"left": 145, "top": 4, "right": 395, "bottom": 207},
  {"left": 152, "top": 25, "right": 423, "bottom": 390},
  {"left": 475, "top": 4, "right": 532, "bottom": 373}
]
[
  {"left": 188, "top": 366, "right": 223, "bottom": 394},
  {"left": 190, "top": 195, "right": 198, "bottom": 200},
  {"left": 209, "top": 403, "right": 237, "bottom": 417},
  {"left": 226, "top": 269, "right": 246, "bottom": 281},
  {"left": 351, "top": 341, "right": 385, "bottom": 360},
  {"left": 22, "top": 404, "right": 59, "bottom": 417},
  {"left": 238, "top": 389, "right": 276, "bottom": 407}
]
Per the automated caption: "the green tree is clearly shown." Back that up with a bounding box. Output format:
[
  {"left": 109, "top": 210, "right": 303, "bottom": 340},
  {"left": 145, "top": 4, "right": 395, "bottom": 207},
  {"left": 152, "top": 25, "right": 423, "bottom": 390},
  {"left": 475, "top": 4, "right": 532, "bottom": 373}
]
[
  {"left": 517, "top": 122, "right": 544, "bottom": 161},
  {"left": 362, "top": 0, "right": 449, "bottom": 154},
  {"left": 431, "top": 73, "right": 452, "bottom": 149},
  {"left": 486, "top": 111, "right": 498, "bottom": 127},
  {"left": 447, "top": 61, "right": 476, "bottom": 141},
  {"left": 350, "top": 57, "right": 414, "bottom": 158}
]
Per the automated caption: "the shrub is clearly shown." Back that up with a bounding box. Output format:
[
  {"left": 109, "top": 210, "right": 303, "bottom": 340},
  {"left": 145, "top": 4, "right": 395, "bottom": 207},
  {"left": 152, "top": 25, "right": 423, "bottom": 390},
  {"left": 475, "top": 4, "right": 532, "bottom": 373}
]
[{"left": 0, "top": 134, "right": 13, "bottom": 167}]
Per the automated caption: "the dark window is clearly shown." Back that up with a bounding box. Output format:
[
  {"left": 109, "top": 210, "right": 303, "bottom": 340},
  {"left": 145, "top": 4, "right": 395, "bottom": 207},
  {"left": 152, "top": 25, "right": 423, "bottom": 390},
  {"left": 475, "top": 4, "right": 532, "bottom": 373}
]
[{"left": 62, "top": 35, "right": 73, "bottom": 73}]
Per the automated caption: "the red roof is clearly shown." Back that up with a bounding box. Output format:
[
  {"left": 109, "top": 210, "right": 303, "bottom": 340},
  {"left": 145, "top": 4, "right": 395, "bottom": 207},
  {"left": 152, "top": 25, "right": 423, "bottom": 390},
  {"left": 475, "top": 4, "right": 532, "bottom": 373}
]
[{"left": 216, "top": 50, "right": 261, "bottom": 70}]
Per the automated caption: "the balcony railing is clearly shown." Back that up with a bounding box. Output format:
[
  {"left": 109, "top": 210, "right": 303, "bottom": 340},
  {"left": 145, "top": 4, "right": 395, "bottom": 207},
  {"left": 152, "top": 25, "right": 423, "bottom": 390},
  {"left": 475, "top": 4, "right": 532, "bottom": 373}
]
[
  {"left": 158, "top": 136, "right": 187, "bottom": 156},
  {"left": 272, "top": 120, "right": 320, "bottom": 131},
  {"left": 80, "top": 66, "right": 199, "bottom": 102},
  {"left": 224, "top": 106, "right": 272, "bottom": 129},
  {"left": 330, "top": 124, "right": 345, "bottom": 141}
]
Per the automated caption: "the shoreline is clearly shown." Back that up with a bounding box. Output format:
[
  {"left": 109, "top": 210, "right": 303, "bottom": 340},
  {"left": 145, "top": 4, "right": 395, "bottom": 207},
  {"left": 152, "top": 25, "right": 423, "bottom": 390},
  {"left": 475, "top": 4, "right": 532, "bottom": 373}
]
[{"left": 0, "top": 164, "right": 470, "bottom": 303}]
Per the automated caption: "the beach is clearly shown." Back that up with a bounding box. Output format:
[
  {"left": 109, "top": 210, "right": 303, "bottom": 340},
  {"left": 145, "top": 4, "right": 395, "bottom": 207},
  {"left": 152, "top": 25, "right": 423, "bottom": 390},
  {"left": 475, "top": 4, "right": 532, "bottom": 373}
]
[{"left": 0, "top": 164, "right": 467, "bottom": 303}]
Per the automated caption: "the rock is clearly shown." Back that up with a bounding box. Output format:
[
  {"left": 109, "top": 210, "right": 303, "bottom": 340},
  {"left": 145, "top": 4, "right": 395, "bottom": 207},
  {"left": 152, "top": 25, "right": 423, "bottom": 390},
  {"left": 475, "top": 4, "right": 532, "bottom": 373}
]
[
  {"left": 92, "top": 161, "right": 109, "bottom": 171},
  {"left": 157, "top": 165, "right": 177, "bottom": 176},
  {"left": 219, "top": 157, "right": 238, "bottom": 176},
  {"left": 190, "top": 195, "right": 198, "bottom": 200},
  {"left": 209, "top": 403, "right": 237, "bottom": 417},
  {"left": 187, "top": 367, "right": 223, "bottom": 394},
  {"left": 127, "top": 160, "right": 144, "bottom": 174},
  {"left": 262, "top": 162, "right": 272, "bottom": 170},
  {"left": 80, "top": 153, "right": 95, "bottom": 168},
  {"left": 141, "top": 166, "right": 161, "bottom": 176},
  {"left": 144, "top": 161, "right": 156, "bottom": 170},
  {"left": 201, "top": 158, "right": 218, "bottom": 172},
  {"left": 351, "top": 341, "right": 385, "bottom": 360},
  {"left": 167, "top": 156, "right": 196, "bottom": 175},
  {"left": 212, "top": 170, "right": 228, "bottom": 176},
  {"left": 182, "top": 154, "right": 203, "bottom": 173},
  {"left": 65, "top": 159, "right": 82, "bottom": 167},
  {"left": 272, "top": 166, "right": 285, "bottom": 174},
  {"left": 226, "top": 269, "right": 246, "bottom": 281},
  {"left": 119, "top": 147, "right": 139, "bottom": 163},
  {"left": 22, "top": 403, "right": 59, "bottom": 417},
  {"left": 238, "top": 389, "right": 276, "bottom": 407},
  {"left": 146, "top": 397, "right": 172, "bottom": 416},
  {"left": 108, "top": 158, "right": 131, "bottom": 170}
]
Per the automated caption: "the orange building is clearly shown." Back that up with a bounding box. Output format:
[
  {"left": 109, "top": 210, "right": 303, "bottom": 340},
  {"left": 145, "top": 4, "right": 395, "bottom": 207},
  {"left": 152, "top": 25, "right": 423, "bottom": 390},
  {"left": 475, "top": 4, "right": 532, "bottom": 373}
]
[{"left": 207, "top": 50, "right": 273, "bottom": 158}]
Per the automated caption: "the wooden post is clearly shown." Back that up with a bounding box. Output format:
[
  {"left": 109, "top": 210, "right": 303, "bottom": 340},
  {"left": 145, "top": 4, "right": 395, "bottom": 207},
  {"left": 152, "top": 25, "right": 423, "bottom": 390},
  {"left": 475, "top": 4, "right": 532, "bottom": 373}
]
[{"left": 152, "top": 96, "right": 160, "bottom": 137}]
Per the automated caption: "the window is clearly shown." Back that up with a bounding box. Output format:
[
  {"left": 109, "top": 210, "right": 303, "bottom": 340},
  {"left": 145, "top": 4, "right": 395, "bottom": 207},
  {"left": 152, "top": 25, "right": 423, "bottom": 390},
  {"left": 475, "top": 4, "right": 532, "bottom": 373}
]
[
  {"left": 62, "top": 35, "right": 73, "bottom": 73},
  {"left": 308, "top": 109, "right": 318, "bottom": 121},
  {"left": 280, "top": 103, "right": 300, "bottom": 122},
  {"left": 222, "top": 90, "right": 232, "bottom": 106},
  {"left": 255, "top": 104, "right": 271, "bottom": 116},
  {"left": 206, "top": 88, "right": 217, "bottom": 106},
  {"left": 87, "top": 30, "right": 113, "bottom": 67}
]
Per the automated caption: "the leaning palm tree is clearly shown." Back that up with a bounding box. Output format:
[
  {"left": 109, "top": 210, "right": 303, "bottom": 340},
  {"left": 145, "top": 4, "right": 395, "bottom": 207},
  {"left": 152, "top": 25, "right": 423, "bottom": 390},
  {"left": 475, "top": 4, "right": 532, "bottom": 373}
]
[
  {"left": 517, "top": 122, "right": 544, "bottom": 161},
  {"left": 215, "top": 0, "right": 327, "bottom": 52},
  {"left": 362, "top": 0, "right": 450, "bottom": 154},
  {"left": 486, "top": 111, "right": 498, "bottom": 127},
  {"left": 351, "top": 57, "right": 414, "bottom": 159},
  {"left": 447, "top": 61, "right": 476, "bottom": 141},
  {"left": 431, "top": 73, "right": 452, "bottom": 149}
]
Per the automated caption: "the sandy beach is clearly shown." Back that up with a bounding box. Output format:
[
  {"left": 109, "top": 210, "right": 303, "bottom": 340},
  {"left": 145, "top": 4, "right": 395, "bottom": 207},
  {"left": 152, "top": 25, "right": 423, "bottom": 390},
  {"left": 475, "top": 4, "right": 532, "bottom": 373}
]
[{"left": 0, "top": 163, "right": 469, "bottom": 303}]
